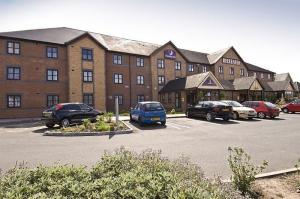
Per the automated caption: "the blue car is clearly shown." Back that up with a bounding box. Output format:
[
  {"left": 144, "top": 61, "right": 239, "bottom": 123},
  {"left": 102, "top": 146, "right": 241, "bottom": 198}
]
[{"left": 130, "top": 101, "right": 166, "bottom": 126}]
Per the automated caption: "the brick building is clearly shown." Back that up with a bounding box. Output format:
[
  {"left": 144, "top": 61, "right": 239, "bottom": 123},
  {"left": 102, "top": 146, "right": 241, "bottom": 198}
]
[{"left": 0, "top": 27, "right": 297, "bottom": 118}]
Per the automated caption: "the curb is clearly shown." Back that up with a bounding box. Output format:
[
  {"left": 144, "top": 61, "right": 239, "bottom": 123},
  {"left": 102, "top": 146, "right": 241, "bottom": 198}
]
[
  {"left": 43, "top": 121, "right": 133, "bottom": 137},
  {"left": 0, "top": 118, "right": 41, "bottom": 126},
  {"left": 222, "top": 167, "right": 299, "bottom": 182}
]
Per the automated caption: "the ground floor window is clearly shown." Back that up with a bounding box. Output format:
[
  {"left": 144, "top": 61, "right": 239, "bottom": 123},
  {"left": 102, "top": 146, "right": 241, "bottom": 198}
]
[
  {"left": 83, "top": 93, "right": 94, "bottom": 107},
  {"left": 7, "top": 95, "right": 21, "bottom": 108},
  {"left": 175, "top": 92, "right": 181, "bottom": 108},
  {"left": 47, "top": 95, "right": 59, "bottom": 107},
  {"left": 137, "top": 95, "right": 145, "bottom": 102},
  {"left": 114, "top": 95, "right": 123, "bottom": 105}
]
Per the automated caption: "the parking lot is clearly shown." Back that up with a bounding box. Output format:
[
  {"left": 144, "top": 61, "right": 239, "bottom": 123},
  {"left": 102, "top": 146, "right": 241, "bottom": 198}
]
[{"left": 0, "top": 113, "right": 299, "bottom": 179}]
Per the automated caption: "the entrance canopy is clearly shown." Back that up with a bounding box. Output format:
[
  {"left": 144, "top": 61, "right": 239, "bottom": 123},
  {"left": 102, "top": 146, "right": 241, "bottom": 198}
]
[{"left": 159, "top": 72, "right": 224, "bottom": 93}]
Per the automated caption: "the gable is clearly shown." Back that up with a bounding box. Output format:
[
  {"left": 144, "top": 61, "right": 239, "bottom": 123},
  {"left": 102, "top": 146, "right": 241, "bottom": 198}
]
[
  {"left": 198, "top": 73, "right": 224, "bottom": 90},
  {"left": 250, "top": 79, "right": 263, "bottom": 91},
  {"left": 150, "top": 41, "right": 187, "bottom": 61},
  {"left": 286, "top": 82, "right": 294, "bottom": 91}
]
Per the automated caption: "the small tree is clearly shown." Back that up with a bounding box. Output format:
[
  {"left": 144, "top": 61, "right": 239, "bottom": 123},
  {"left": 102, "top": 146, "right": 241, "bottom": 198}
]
[
  {"left": 219, "top": 91, "right": 226, "bottom": 100},
  {"left": 197, "top": 91, "right": 204, "bottom": 102},
  {"left": 228, "top": 147, "right": 268, "bottom": 197}
]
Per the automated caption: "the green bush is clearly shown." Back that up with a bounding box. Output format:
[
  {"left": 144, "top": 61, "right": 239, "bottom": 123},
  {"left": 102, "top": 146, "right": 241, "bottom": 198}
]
[
  {"left": 95, "top": 121, "right": 110, "bottom": 132},
  {"left": 0, "top": 149, "right": 239, "bottom": 199},
  {"left": 228, "top": 147, "right": 268, "bottom": 197}
]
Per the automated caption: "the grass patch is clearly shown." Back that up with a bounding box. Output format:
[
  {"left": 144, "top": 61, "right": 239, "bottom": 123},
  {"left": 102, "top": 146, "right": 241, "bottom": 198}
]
[{"left": 0, "top": 148, "right": 242, "bottom": 199}]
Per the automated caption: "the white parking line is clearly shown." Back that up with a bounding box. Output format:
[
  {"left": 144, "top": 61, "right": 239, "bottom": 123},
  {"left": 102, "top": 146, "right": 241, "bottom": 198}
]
[
  {"left": 167, "top": 122, "right": 191, "bottom": 129},
  {"left": 166, "top": 124, "right": 181, "bottom": 129}
]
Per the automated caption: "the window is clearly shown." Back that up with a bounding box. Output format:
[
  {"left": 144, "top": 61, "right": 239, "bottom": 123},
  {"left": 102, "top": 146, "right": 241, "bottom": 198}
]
[
  {"left": 137, "top": 95, "right": 145, "bottom": 102},
  {"left": 47, "top": 47, "right": 58, "bottom": 58},
  {"left": 188, "top": 64, "right": 194, "bottom": 72},
  {"left": 261, "top": 73, "right": 264, "bottom": 79},
  {"left": 175, "top": 61, "right": 181, "bottom": 70},
  {"left": 113, "top": 54, "right": 122, "bottom": 65},
  {"left": 253, "top": 72, "right": 257, "bottom": 77},
  {"left": 268, "top": 74, "right": 271, "bottom": 79},
  {"left": 168, "top": 93, "right": 172, "bottom": 103},
  {"left": 83, "top": 93, "right": 94, "bottom": 106},
  {"left": 160, "top": 94, "right": 165, "bottom": 102},
  {"left": 240, "top": 68, "right": 245, "bottom": 76},
  {"left": 82, "top": 48, "right": 93, "bottom": 60},
  {"left": 218, "top": 66, "right": 224, "bottom": 74},
  {"left": 47, "top": 95, "right": 59, "bottom": 107},
  {"left": 7, "top": 41, "right": 20, "bottom": 55},
  {"left": 137, "top": 75, "right": 144, "bottom": 85},
  {"left": 158, "top": 76, "right": 165, "bottom": 85},
  {"left": 83, "top": 70, "right": 93, "bottom": 82},
  {"left": 137, "top": 57, "right": 144, "bottom": 67},
  {"left": 114, "top": 74, "right": 123, "bottom": 84},
  {"left": 47, "top": 69, "right": 58, "bottom": 81},
  {"left": 157, "top": 59, "right": 164, "bottom": 68},
  {"left": 7, "top": 67, "right": 20, "bottom": 80},
  {"left": 203, "top": 66, "right": 207, "bottom": 73},
  {"left": 114, "top": 95, "right": 123, "bottom": 105},
  {"left": 175, "top": 92, "right": 181, "bottom": 108},
  {"left": 230, "top": 67, "right": 234, "bottom": 75},
  {"left": 7, "top": 95, "right": 21, "bottom": 108}
]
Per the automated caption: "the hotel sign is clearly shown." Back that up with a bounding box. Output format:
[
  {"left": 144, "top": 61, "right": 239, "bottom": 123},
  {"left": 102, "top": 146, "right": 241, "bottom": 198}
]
[
  {"left": 164, "top": 49, "right": 176, "bottom": 59},
  {"left": 222, "top": 58, "right": 241, "bottom": 66}
]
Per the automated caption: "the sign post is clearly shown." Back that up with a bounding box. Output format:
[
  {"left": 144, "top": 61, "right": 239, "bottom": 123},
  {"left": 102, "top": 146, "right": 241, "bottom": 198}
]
[{"left": 115, "top": 97, "right": 119, "bottom": 124}]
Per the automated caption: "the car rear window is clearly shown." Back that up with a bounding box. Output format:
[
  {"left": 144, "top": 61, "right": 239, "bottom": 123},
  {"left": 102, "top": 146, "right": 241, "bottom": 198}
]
[
  {"left": 143, "top": 103, "right": 164, "bottom": 111},
  {"left": 265, "top": 102, "right": 276, "bottom": 108},
  {"left": 63, "top": 104, "right": 81, "bottom": 110}
]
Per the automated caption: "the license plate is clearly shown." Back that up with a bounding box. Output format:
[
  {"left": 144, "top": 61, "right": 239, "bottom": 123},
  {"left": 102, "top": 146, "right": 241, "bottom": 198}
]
[
  {"left": 43, "top": 112, "right": 52, "bottom": 118},
  {"left": 151, "top": 117, "right": 160, "bottom": 121},
  {"left": 222, "top": 109, "right": 229, "bottom": 112}
]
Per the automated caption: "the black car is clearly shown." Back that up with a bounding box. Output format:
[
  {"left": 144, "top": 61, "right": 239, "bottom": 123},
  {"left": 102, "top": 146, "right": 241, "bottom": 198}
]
[
  {"left": 186, "top": 101, "right": 233, "bottom": 121},
  {"left": 41, "top": 103, "right": 103, "bottom": 128}
]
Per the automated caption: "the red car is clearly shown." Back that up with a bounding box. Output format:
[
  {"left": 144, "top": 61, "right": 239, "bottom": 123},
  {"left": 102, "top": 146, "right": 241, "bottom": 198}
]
[
  {"left": 242, "top": 101, "right": 280, "bottom": 119},
  {"left": 281, "top": 99, "right": 300, "bottom": 113}
]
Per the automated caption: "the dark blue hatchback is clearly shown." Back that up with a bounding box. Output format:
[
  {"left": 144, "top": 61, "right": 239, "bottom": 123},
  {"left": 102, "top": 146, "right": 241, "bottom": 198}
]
[{"left": 130, "top": 101, "right": 166, "bottom": 126}]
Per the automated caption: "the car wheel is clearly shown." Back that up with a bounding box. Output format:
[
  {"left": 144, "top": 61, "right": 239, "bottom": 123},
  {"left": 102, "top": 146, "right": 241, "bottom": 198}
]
[
  {"left": 282, "top": 108, "right": 289, "bottom": 114},
  {"left": 45, "top": 122, "right": 55, "bottom": 128},
  {"left": 161, "top": 121, "right": 166, "bottom": 126},
  {"left": 258, "top": 112, "right": 266, "bottom": 119},
  {"left": 223, "top": 117, "right": 230, "bottom": 121},
  {"left": 60, "top": 118, "right": 70, "bottom": 128},
  {"left": 138, "top": 117, "right": 144, "bottom": 127},
  {"left": 206, "top": 113, "right": 214, "bottom": 121},
  {"left": 233, "top": 112, "right": 239, "bottom": 120}
]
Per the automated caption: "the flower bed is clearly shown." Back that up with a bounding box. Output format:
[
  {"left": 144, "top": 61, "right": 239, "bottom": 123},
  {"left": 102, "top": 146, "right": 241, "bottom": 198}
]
[{"left": 44, "top": 113, "right": 133, "bottom": 136}]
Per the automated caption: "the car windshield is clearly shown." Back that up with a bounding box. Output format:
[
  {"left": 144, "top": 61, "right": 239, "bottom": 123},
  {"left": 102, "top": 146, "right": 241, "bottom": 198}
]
[
  {"left": 265, "top": 102, "right": 276, "bottom": 108},
  {"left": 144, "top": 103, "right": 164, "bottom": 111},
  {"left": 226, "top": 101, "right": 243, "bottom": 107}
]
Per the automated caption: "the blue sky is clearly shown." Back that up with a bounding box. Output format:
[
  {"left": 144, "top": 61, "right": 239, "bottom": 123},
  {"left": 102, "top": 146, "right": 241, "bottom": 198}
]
[{"left": 1, "top": 0, "right": 299, "bottom": 80}]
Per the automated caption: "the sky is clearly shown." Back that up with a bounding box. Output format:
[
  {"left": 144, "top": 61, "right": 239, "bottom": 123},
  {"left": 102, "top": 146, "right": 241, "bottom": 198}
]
[{"left": 0, "top": 0, "right": 299, "bottom": 81}]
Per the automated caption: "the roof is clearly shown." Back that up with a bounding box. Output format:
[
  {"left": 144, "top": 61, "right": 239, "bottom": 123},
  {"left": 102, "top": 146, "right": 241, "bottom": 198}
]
[
  {"left": 246, "top": 62, "right": 275, "bottom": 74},
  {"left": 179, "top": 49, "right": 210, "bottom": 64},
  {"left": 267, "top": 80, "right": 293, "bottom": 91},
  {"left": 159, "top": 72, "right": 219, "bottom": 93},
  {"left": 0, "top": 27, "right": 160, "bottom": 56},
  {"left": 233, "top": 76, "right": 257, "bottom": 90},
  {"left": 294, "top": 82, "right": 300, "bottom": 92},
  {"left": 274, "top": 73, "right": 292, "bottom": 82},
  {"left": 0, "top": 27, "right": 84, "bottom": 45},
  {"left": 219, "top": 79, "right": 235, "bottom": 90},
  {"left": 258, "top": 80, "right": 273, "bottom": 92},
  {"left": 207, "top": 47, "right": 231, "bottom": 64}
]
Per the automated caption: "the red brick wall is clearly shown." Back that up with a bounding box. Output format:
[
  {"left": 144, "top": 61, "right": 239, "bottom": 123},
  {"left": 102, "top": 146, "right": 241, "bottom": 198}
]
[{"left": 0, "top": 38, "right": 68, "bottom": 118}]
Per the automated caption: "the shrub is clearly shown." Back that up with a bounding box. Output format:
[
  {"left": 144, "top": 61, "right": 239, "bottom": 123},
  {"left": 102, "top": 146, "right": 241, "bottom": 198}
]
[
  {"left": 95, "top": 121, "right": 110, "bottom": 132},
  {"left": 0, "top": 148, "right": 240, "bottom": 199},
  {"left": 105, "top": 112, "right": 114, "bottom": 123},
  {"left": 228, "top": 147, "right": 268, "bottom": 197},
  {"left": 82, "top": 119, "right": 93, "bottom": 130}
]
